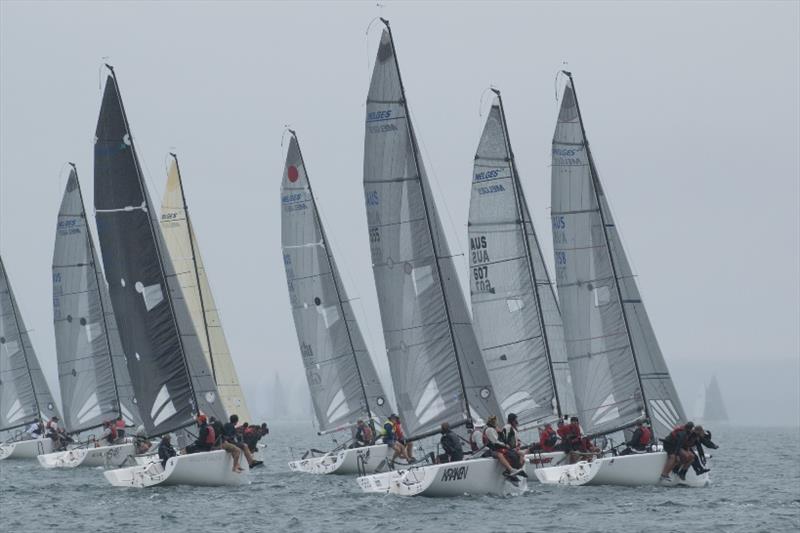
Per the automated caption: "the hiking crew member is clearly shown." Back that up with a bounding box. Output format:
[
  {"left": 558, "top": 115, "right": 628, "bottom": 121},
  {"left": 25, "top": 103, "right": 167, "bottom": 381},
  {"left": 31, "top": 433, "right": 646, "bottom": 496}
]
[
  {"left": 221, "top": 414, "right": 262, "bottom": 472},
  {"left": 437, "top": 422, "right": 464, "bottom": 463},
  {"left": 660, "top": 422, "right": 695, "bottom": 481},
  {"left": 158, "top": 434, "right": 176, "bottom": 468},
  {"left": 134, "top": 426, "right": 151, "bottom": 455},
  {"left": 688, "top": 426, "right": 717, "bottom": 475},
  {"left": 500, "top": 413, "right": 526, "bottom": 476},
  {"left": 680, "top": 425, "right": 712, "bottom": 478},
  {"left": 483, "top": 415, "right": 516, "bottom": 478},
  {"left": 115, "top": 416, "right": 127, "bottom": 440},
  {"left": 538, "top": 423, "right": 558, "bottom": 453},
  {"left": 184, "top": 414, "right": 215, "bottom": 455},
  {"left": 243, "top": 423, "right": 268, "bottom": 453},
  {"left": 555, "top": 418, "right": 570, "bottom": 451},
  {"left": 468, "top": 423, "right": 485, "bottom": 454},
  {"left": 353, "top": 420, "right": 373, "bottom": 448},
  {"left": 382, "top": 414, "right": 411, "bottom": 463},
  {"left": 27, "top": 420, "right": 43, "bottom": 438},
  {"left": 621, "top": 421, "right": 653, "bottom": 455},
  {"left": 101, "top": 420, "right": 118, "bottom": 445},
  {"left": 393, "top": 415, "right": 415, "bottom": 462}
]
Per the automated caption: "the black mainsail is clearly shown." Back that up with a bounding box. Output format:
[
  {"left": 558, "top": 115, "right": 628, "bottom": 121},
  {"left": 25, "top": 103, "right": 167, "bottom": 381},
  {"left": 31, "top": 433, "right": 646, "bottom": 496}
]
[{"left": 93, "top": 67, "right": 225, "bottom": 437}]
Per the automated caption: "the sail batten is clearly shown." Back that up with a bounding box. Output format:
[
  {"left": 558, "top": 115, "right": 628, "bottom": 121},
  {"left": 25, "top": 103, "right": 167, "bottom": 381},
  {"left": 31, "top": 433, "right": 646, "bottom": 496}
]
[
  {"left": 364, "top": 24, "right": 501, "bottom": 437},
  {"left": 94, "top": 69, "right": 224, "bottom": 437},
  {"left": 52, "top": 168, "right": 141, "bottom": 434},
  {"left": 282, "top": 133, "right": 393, "bottom": 433},
  {"left": 159, "top": 155, "right": 252, "bottom": 422},
  {"left": 1, "top": 256, "right": 61, "bottom": 433},
  {"left": 551, "top": 74, "right": 685, "bottom": 438}
]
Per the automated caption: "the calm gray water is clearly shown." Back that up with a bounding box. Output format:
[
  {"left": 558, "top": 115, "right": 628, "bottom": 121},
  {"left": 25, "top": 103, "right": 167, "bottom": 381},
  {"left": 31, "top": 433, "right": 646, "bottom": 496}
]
[{"left": 1, "top": 423, "right": 798, "bottom": 532}]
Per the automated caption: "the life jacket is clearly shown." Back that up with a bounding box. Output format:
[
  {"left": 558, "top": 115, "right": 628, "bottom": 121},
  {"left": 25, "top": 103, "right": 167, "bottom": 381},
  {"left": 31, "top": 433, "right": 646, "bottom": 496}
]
[
  {"left": 556, "top": 424, "right": 569, "bottom": 440},
  {"left": 380, "top": 420, "right": 394, "bottom": 439},
  {"left": 393, "top": 421, "right": 405, "bottom": 441},
  {"left": 638, "top": 426, "right": 652, "bottom": 446},
  {"left": 481, "top": 427, "right": 491, "bottom": 447},
  {"left": 362, "top": 425, "right": 373, "bottom": 443},
  {"left": 540, "top": 427, "right": 557, "bottom": 451},
  {"left": 669, "top": 425, "right": 686, "bottom": 439},
  {"left": 115, "top": 419, "right": 125, "bottom": 430},
  {"left": 203, "top": 424, "right": 216, "bottom": 446}
]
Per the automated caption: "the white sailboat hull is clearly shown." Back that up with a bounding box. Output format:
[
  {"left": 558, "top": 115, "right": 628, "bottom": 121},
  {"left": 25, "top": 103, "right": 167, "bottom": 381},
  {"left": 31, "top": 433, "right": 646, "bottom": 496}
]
[
  {"left": 288, "top": 444, "right": 389, "bottom": 475},
  {"left": 357, "top": 457, "right": 524, "bottom": 497},
  {"left": 37, "top": 443, "right": 135, "bottom": 469},
  {"left": 534, "top": 452, "right": 710, "bottom": 487},
  {"left": 523, "top": 451, "right": 568, "bottom": 479},
  {"left": 103, "top": 449, "right": 250, "bottom": 488},
  {"left": 0, "top": 438, "right": 53, "bottom": 460}
]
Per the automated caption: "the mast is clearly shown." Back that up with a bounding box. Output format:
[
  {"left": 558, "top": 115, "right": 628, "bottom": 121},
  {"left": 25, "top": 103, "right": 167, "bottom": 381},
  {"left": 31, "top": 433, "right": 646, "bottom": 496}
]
[
  {"left": 563, "top": 71, "right": 650, "bottom": 426},
  {"left": 70, "top": 163, "right": 123, "bottom": 419},
  {"left": 380, "top": 19, "right": 473, "bottom": 424},
  {"left": 492, "top": 90, "right": 562, "bottom": 420},
  {"left": 169, "top": 153, "right": 218, "bottom": 384},
  {"left": 289, "top": 131, "right": 375, "bottom": 428},
  {"left": 0, "top": 257, "right": 41, "bottom": 420},
  {"left": 104, "top": 65, "right": 201, "bottom": 422}
]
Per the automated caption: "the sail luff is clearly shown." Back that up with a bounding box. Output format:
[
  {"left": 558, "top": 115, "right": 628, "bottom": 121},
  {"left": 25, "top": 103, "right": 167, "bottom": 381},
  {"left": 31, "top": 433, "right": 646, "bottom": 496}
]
[
  {"left": 364, "top": 22, "right": 501, "bottom": 436},
  {"left": 170, "top": 154, "right": 218, "bottom": 385},
  {"left": 497, "top": 91, "right": 563, "bottom": 420},
  {"left": 94, "top": 67, "right": 224, "bottom": 436},
  {"left": 381, "top": 20, "right": 473, "bottom": 425},
  {"left": 281, "top": 134, "right": 393, "bottom": 433},
  {"left": 159, "top": 155, "right": 252, "bottom": 423},
  {"left": 0, "top": 255, "right": 61, "bottom": 432},
  {"left": 291, "top": 132, "right": 375, "bottom": 424},
  {"left": 566, "top": 74, "right": 650, "bottom": 426}
]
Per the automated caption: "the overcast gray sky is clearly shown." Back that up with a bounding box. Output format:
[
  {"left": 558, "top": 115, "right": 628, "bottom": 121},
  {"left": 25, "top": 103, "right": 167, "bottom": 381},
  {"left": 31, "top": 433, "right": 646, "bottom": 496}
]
[{"left": 1, "top": 1, "right": 798, "bottom": 426}]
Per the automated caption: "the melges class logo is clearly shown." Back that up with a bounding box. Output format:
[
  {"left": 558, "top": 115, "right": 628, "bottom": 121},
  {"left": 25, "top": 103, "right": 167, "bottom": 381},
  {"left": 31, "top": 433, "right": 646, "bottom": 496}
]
[{"left": 287, "top": 165, "right": 300, "bottom": 183}]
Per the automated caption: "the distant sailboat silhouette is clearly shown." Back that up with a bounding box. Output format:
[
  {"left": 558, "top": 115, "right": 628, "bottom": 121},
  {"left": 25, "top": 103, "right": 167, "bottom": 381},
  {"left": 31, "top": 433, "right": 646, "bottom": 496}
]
[{"left": 703, "top": 376, "right": 729, "bottom": 423}]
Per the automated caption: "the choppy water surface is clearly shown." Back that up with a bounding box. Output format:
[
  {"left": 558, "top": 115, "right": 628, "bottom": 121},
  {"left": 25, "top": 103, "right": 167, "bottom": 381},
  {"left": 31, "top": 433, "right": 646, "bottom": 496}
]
[{"left": 1, "top": 423, "right": 798, "bottom": 532}]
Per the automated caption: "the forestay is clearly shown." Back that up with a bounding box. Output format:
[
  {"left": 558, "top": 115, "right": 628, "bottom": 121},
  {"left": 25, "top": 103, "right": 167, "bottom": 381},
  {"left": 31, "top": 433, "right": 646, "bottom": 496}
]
[
  {"left": 53, "top": 168, "right": 141, "bottom": 434},
  {"left": 0, "top": 256, "right": 61, "bottom": 433},
  {"left": 94, "top": 68, "right": 226, "bottom": 437},
  {"left": 159, "top": 156, "right": 252, "bottom": 423},
  {"left": 281, "top": 134, "right": 393, "bottom": 432},
  {"left": 363, "top": 24, "right": 501, "bottom": 437},
  {"left": 468, "top": 94, "right": 576, "bottom": 426},
  {"left": 550, "top": 75, "right": 684, "bottom": 438}
]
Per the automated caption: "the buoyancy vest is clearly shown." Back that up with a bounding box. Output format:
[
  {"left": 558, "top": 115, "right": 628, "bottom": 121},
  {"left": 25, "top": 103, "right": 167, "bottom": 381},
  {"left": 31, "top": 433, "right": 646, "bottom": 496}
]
[
  {"left": 540, "top": 427, "right": 557, "bottom": 451},
  {"left": 393, "top": 421, "right": 405, "bottom": 441},
  {"left": 639, "top": 426, "right": 652, "bottom": 446},
  {"left": 669, "top": 425, "right": 686, "bottom": 440},
  {"left": 203, "top": 425, "right": 216, "bottom": 446},
  {"left": 380, "top": 420, "right": 394, "bottom": 439},
  {"left": 362, "top": 425, "right": 373, "bottom": 443}
]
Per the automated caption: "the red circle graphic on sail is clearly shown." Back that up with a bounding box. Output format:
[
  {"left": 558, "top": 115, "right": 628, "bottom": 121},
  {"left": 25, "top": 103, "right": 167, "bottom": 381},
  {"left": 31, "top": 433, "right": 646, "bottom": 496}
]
[{"left": 288, "top": 165, "right": 299, "bottom": 182}]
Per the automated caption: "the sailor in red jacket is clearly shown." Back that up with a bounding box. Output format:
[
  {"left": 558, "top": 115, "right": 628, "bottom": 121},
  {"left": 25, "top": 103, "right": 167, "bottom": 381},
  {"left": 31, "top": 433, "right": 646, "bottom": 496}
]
[
  {"left": 539, "top": 423, "right": 558, "bottom": 452},
  {"left": 620, "top": 421, "right": 653, "bottom": 455}
]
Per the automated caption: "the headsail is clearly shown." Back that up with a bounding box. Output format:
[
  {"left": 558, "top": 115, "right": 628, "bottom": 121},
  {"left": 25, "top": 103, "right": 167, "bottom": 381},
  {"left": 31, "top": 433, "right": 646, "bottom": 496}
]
[
  {"left": 469, "top": 93, "right": 576, "bottom": 426},
  {"left": 551, "top": 73, "right": 685, "bottom": 438},
  {"left": 281, "top": 133, "right": 393, "bottom": 432},
  {"left": 0, "top": 255, "right": 61, "bottom": 432},
  {"left": 94, "top": 67, "right": 225, "bottom": 437},
  {"left": 363, "top": 22, "right": 501, "bottom": 437},
  {"left": 53, "top": 167, "right": 141, "bottom": 434},
  {"left": 159, "top": 155, "right": 252, "bottom": 423}
]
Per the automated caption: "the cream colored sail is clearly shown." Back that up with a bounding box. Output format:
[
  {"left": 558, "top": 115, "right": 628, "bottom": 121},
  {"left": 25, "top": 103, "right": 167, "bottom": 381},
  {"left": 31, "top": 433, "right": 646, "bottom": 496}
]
[{"left": 159, "top": 157, "right": 252, "bottom": 423}]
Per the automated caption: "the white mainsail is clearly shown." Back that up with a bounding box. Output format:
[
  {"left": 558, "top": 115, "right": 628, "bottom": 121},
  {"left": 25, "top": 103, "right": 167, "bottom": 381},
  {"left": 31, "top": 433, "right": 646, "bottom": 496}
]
[
  {"left": 1, "top": 255, "right": 61, "bottom": 434},
  {"left": 281, "top": 133, "right": 393, "bottom": 432},
  {"left": 551, "top": 73, "right": 685, "bottom": 438},
  {"left": 468, "top": 92, "right": 576, "bottom": 426},
  {"left": 52, "top": 167, "right": 141, "bottom": 434},
  {"left": 363, "top": 23, "right": 501, "bottom": 437},
  {"left": 159, "top": 155, "right": 252, "bottom": 423}
]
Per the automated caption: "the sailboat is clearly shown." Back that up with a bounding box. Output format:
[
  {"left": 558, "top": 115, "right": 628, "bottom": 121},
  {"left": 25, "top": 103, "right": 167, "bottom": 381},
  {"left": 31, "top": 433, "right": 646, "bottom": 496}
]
[
  {"left": 281, "top": 131, "right": 395, "bottom": 475},
  {"left": 92, "top": 66, "right": 245, "bottom": 487},
  {"left": 468, "top": 90, "right": 578, "bottom": 475},
  {"left": 0, "top": 255, "right": 62, "bottom": 460},
  {"left": 159, "top": 154, "right": 253, "bottom": 423},
  {"left": 533, "top": 72, "right": 708, "bottom": 487},
  {"left": 355, "top": 21, "right": 515, "bottom": 497},
  {"left": 38, "top": 166, "right": 143, "bottom": 469},
  {"left": 703, "top": 376, "right": 729, "bottom": 423}
]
